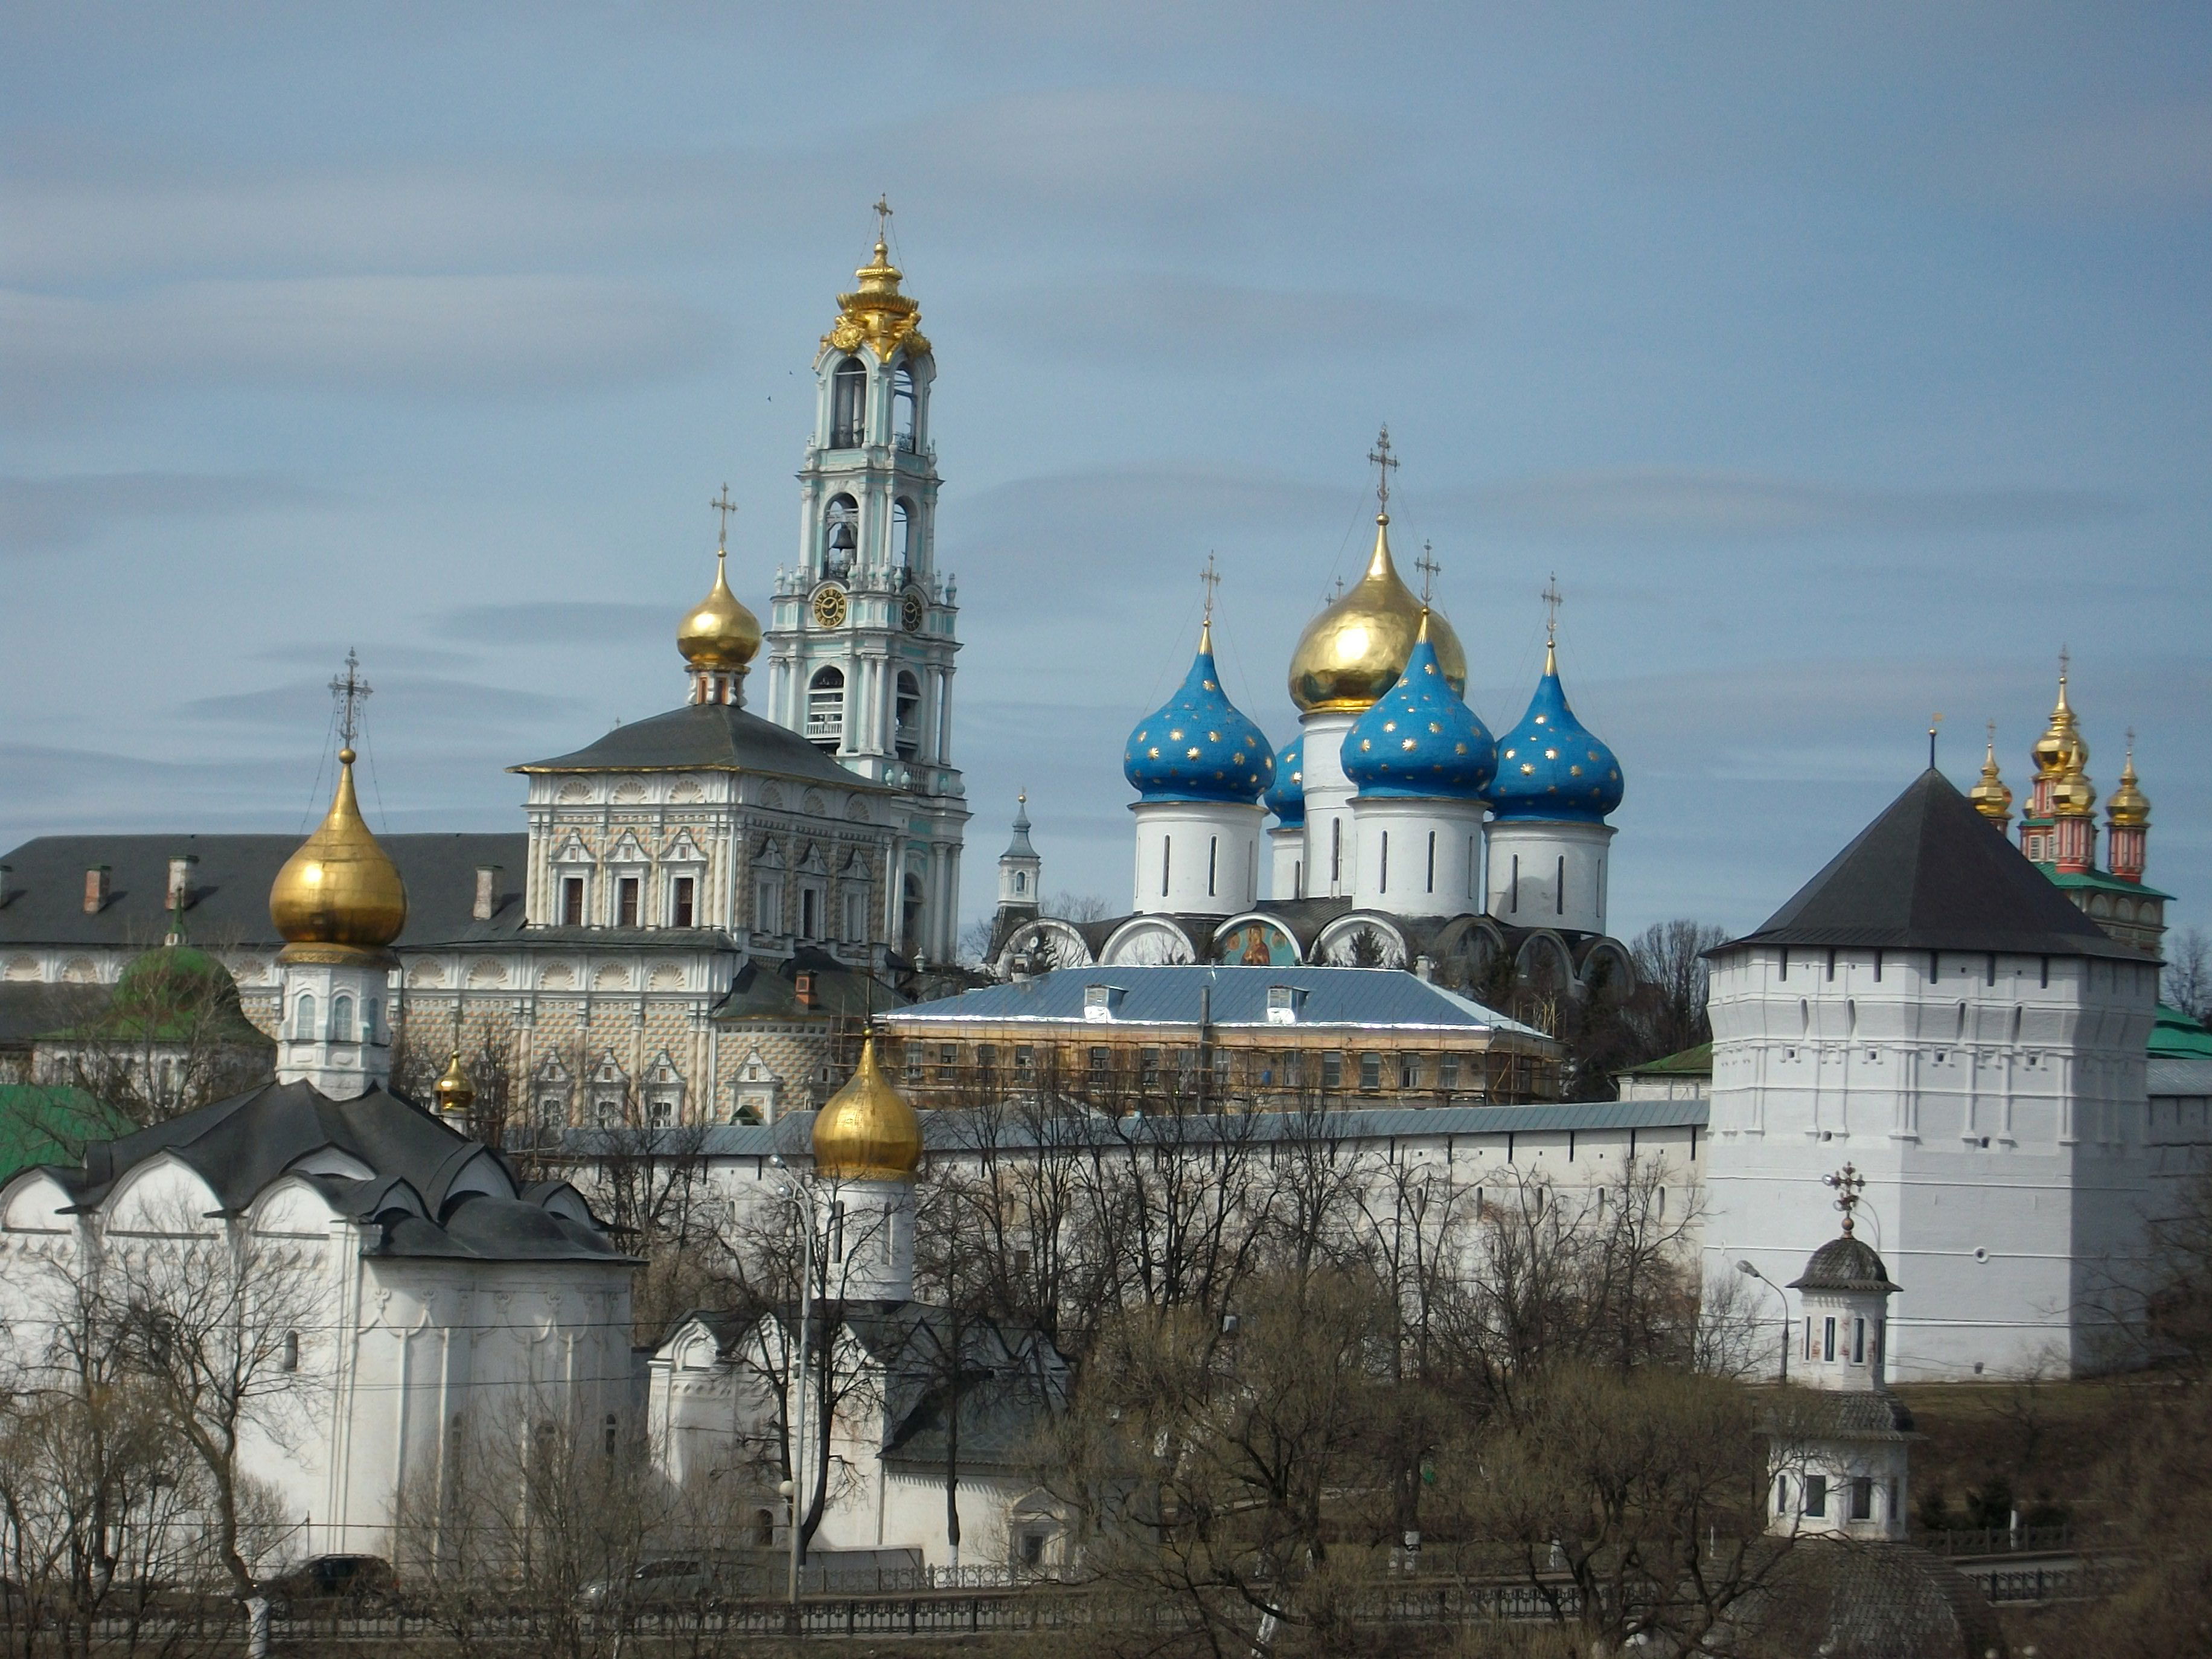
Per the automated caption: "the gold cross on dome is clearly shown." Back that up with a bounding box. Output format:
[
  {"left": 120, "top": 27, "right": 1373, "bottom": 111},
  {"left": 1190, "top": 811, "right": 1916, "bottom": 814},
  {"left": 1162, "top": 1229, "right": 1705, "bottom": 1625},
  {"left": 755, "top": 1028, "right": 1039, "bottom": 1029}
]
[
  {"left": 1539, "top": 573, "right": 1563, "bottom": 642},
  {"left": 711, "top": 484, "right": 738, "bottom": 551},
  {"left": 2058, "top": 642, "right": 2070, "bottom": 682},
  {"left": 1415, "top": 541, "right": 1441, "bottom": 604},
  {"left": 328, "top": 648, "right": 372, "bottom": 747},
  {"left": 873, "top": 195, "right": 893, "bottom": 241},
  {"left": 1823, "top": 1163, "right": 1866, "bottom": 1235},
  {"left": 1200, "top": 552, "right": 1221, "bottom": 621},
  {"left": 1367, "top": 425, "right": 1399, "bottom": 514}
]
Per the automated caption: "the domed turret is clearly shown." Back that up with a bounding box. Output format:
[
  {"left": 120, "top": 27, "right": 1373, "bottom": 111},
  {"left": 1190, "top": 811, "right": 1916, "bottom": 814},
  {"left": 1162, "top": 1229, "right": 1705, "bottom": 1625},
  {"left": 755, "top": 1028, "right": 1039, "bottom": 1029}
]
[
  {"left": 1343, "top": 613, "right": 1497, "bottom": 799},
  {"left": 269, "top": 749, "right": 408, "bottom": 957},
  {"left": 1264, "top": 735, "right": 1304, "bottom": 824},
  {"left": 432, "top": 1050, "right": 475, "bottom": 1124},
  {"left": 1287, "top": 513, "right": 1466, "bottom": 713},
  {"left": 1967, "top": 726, "right": 2013, "bottom": 828},
  {"left": 2107, "top": 737, "right": 2151, "bottom": 884},
  {"left": 2108, "top": 746, "right": 2150, "bottom": 828},
  {"left": 679, "top": 548, "right": 762, "bottom": 707},
  {"left": 1124, "top": 621, "right": 1276, "bottom": 804},
  {"left": 1488, "top": 640, "right": 1623, "bottom": 823},
  {"left": 2031, "top": 667, "right": 2085, "bottom": 781},
  {"left": 811, "top": 1034, "right": 923, "bottom": 1184}
]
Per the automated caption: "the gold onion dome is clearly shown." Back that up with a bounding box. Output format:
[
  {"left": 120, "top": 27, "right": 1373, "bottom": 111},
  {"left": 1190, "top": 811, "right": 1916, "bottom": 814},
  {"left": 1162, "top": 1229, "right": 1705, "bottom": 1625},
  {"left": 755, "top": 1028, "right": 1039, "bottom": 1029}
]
[
  {"left": 811, "top": 1034, "right": 923, "bottom": 1184},
  {"left": 1968, "top": 735, "right": 2013, "bottom": 824},
  {"left": 2031, "top": 671, "right": 2085, "bottom": 781},
  {"left": 432, "top": 1050, "right": 475, "bottom": 1118},
  {"left": 2108, "top": 747, "right": 2150, "bottom": 827},
  {"left": 1288, "top": 515, "right": 1467, "bottom": 712},
  {"left": 677, "top": 550, "right": 762, "bottom": 671},
  {"left": 823, "top": 237, "right": 928, "bottom": 361},
  {"left": 269, "top": 749, "right": 408, "bottom": 957}
]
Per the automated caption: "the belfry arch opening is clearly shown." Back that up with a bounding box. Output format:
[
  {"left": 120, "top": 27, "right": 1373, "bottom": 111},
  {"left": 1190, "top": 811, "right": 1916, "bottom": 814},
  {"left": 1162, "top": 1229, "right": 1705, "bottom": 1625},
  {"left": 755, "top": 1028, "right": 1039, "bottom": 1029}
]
[
  {"left": 823, "top": 493, "right": 858, "bottom": 574},
  {"left": 831, "top": 358, "right": 866, "bottom": 447},
  {"left": 901, "top": 872, "right": 925, "bottom": 961},
  {"left": 892, "top": 365, "right": 917, "bottom": 452},
  {"left": 807, "top": 666, "right": 846, "bottom": 750},
  {"left": 893, "top": 498, "right": 915, "bottom": 567},
  {"left": 895, "top": 671, "right": 921, "bottom": 759}
]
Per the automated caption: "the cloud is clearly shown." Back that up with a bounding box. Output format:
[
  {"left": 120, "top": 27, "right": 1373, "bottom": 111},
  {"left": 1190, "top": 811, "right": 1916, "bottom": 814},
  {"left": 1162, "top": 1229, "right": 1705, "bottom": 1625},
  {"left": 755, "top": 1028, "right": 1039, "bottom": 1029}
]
[
  {"left": 981, "top": 273, "right": 1418, "bottom": 366},
  {"left": 0, "top": 471, "right": 331, "bottom": 555},
  {"left": 1, "top": 276, "right": 717, "bottom": 408},
  {"left": 433, "top": 601, "right": 673, "bottom": 647},
  {"left": 181, "top": 675, "right": 577, "bottom": 731},
  {"left": 1451, "top": 470, "right": 2132, "bottom": 540}
]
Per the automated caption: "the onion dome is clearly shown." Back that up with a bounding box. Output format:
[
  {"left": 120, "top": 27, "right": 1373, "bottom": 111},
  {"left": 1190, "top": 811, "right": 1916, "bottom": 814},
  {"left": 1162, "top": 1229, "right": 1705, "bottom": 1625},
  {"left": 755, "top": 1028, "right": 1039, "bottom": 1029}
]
[
  {"left": 1488, "top": 639, "right": 1623, "bottom": 822},
  {"left": 1124, "top": 621, "right": 1277, "bottom": 804},
  {"left": 1264, "top": 735, "right": 1305, "bottom": 826},
  {"left": 1788, "top": 1234, "right": 1902, "bottom": 1295},
  {"left": 1341, "top": 613, "right": 1497, "bottom": 799},
  {"left": 1288, "top": 514, "right": 1467, "bottom": 712},
  {"left": 270, "top": 749, "right": 408, "bottom": 956},
  {"left": 432, "top": 1050, "right": 475, "bottom": 1121},
  {"left": 822, "top": 236, "right": 929, "bottom": 361},
  {"left": 2031, "top": 666, "right": 2086, "bottom": 781},
  {"left": 678, "top": 549, "right": 763, "bottom": 671},
  {"left": 1967, "top": 730, "right": 2013, "bottom": 827},
  {"left": 2108, "top": 744, "right": 2150, "bottom": 828},
  {"left": 811, "top": 1034, "right": 923, "bottom": 1183}
]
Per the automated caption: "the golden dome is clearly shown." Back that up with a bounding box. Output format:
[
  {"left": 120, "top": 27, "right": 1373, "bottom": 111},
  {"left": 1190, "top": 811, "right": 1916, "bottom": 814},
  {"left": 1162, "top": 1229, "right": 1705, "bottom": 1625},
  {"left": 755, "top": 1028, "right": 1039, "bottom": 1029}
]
[
  {"left": 1288, "top": 515, "right": 1467, "bottom": 713},
  {"left": 2108, "top": 745, "right": 2150, "bottom": 828},
  {"left": 269, "top": 749, "right": 408, "bottom": 959},
  {"left": 678, "top": 550, "right": 762, "bottom": 671},
  {"left": 811, "top": 1034, "right": 922, "bottom": 1184},
  {"left": 2031, "top": 670, "right": 2085, "bottom": 781},
  {"left": 432, "top": 1049, "right": 475, "bottom": 1119},
  {"left": 823, "top": 237, "right": 929, "bottom": 361},
  {"left": 1969, "top": 730, "right": 2013, "bottom": 825}
]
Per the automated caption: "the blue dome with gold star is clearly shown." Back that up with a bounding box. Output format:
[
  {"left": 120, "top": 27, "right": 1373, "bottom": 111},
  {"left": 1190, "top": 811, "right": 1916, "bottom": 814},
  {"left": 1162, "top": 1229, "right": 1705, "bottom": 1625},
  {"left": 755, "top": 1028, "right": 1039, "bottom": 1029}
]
[
  {"left": 1124, "top": 623, "right": 1276, "bottom": 804},
  {"left": 1489, "top": 641, "right": 1623, "bottom": 822},
  {"left": 1341, "top": 617, "right": 1497, "bottom": 799},
  {"left": 1264, "top": 735, "right": 1305, "bottom": 825}
]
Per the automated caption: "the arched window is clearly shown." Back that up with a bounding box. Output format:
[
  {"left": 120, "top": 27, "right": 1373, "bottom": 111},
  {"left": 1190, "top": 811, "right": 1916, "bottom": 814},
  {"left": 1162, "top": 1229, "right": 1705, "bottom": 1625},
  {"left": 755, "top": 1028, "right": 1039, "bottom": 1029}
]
[
  {"left": 892, "top": 365, "right": 917, "bottom": 451},
  {"left": 753, "top": 1508, "right": 775, "bottom": 1548},
  {"left": 831, "top": 358, "right": 866, "bottom": 447},
  {"left": 901, "top": 873, "right": 925, "bottom": 960},
  {"left": 824, "top": 494, "right": 858, "bottom": 572},
  {"left": 330, "top": 994, "right": 354, "bottom": 1043},
  {"left": 293, "top": 992, "right": 317, "bottom": 1040},
  {"left": 1014, "top": 871, "right": 1026, "bottom": 894},
  {"left": 894, "top": 671, "right": 921, "bottom": 758},
  {"left": 807, "top": 666, "right": 846, "bottom": 750},
  {"left": 892, "top": 498, "right": 915, "bottom": 567}
]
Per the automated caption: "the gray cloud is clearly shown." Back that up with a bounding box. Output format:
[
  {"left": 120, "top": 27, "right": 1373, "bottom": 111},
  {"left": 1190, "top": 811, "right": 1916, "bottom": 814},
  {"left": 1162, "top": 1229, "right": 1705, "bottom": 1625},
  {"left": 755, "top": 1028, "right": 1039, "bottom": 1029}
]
[
  {"left": 1448, "top": 471, "right": 2134, "bottom": 540},
  {"left": 0, "top": 471, "right": 332, "bottom": 555},
  {"left": 2, "top": 276, "right": 717, "bottom": 408},
  {"left": 980, "top": 273, "right": 1418, "bottom": 367},
  {"left": 182, "top": 675, "right": 577, "bottom": 730},
  {"left": 434, "top": 601, "right": 673, "bottom": 647}
]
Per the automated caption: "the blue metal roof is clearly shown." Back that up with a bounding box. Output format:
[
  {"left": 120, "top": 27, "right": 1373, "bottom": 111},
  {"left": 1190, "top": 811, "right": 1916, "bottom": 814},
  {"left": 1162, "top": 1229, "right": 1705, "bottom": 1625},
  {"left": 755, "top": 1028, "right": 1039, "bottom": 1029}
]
[{"left": 883, "top": 965, "right": 1550, "bottom": 1040}]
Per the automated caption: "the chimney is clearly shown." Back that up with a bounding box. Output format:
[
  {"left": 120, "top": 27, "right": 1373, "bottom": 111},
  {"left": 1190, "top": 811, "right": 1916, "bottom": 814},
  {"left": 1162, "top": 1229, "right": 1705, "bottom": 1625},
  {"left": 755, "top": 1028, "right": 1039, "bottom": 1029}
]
[
  {"left": 473, "top": 865, "right": 502, "bottom": 922},
  {"left": 83, "top": 866, "right": 111, "bottom": 915},
  {"left": 167, "top": 855, "right": 199, "bottom": 913},
  {"left": 794, "top": 971, "right": 816, "bottom": 1009}
]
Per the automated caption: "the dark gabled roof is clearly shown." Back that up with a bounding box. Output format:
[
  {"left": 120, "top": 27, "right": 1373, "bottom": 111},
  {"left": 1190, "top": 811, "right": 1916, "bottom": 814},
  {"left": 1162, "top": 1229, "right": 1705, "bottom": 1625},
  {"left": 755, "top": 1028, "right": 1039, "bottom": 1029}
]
[
  {"left": 1790, "top": 1233, "right": 1902, "bottom": 1294},
  {"left": 1721, "top": 769, "right": 2137, "bottom": 961},
  {"left": 0, "top": 833, "right": 527, "bottom": 953},
  {"left": 9, "top": 1078, "right": 627, "bottom": 1264},
  {"left": 1734, "top": 1539, "right": 2005, "bottom": 1659},
  {"left": 513, "top": 702, "right": 896, "bottom": 792},
  {"left": 709, "top": 948, "right": 907, "bottom": 1024}
]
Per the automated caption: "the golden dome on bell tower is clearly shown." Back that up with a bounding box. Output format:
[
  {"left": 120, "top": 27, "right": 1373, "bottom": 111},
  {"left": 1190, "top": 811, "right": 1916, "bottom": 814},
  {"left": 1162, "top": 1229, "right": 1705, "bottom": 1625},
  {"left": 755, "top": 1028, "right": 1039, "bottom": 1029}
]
[
  {"left": 2108, "top": 742, "right": 2150, "bottom": 828},
  {"left": 811, "top": 1034, "right": 922, "bottom": 1184},
  {"left": 678, "top": 548, "right": 762, "bottom": 673},
  {"left": 269, "top": 747, "right": 408, "bottom": 959}
]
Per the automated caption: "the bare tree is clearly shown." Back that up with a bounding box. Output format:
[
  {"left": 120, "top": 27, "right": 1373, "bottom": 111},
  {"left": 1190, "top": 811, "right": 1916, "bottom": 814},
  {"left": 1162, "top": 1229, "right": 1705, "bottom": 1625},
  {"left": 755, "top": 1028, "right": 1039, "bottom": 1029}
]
[
  {"left": 1625, "top": 919, "right": 1731, "bottom": 1063},
  {"left": 2164, "top": 926, "right": 2212, "bottom": 1025},
  {"left": 1045, "top": 892, "right": 1116, "bottom": 925}
]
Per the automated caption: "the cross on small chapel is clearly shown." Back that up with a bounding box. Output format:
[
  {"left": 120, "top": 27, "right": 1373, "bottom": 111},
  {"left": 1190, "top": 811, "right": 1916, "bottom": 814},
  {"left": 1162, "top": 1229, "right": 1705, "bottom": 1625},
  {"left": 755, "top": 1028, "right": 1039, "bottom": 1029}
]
[
  {"left": 1199, "top": 552, "right": 1221, "bottom": 621},
  {"left": 328, "top": 648, "right": 372, "bottom": 748},
  {"left": 1367, "top": 425, "right": 1399, "bottom": 516},
  {"left": 1539, "top": 574, "right": 1564, "bottom": 642},
  {"left": 1823, "top": 1163, "right": 1866, "bottom": 1235},
  {"left": 711, "top": 484, "right": 739, "bottom": 551},
  {"left": 1415, "top": 540, "right": 1440, "bottom": 604}
]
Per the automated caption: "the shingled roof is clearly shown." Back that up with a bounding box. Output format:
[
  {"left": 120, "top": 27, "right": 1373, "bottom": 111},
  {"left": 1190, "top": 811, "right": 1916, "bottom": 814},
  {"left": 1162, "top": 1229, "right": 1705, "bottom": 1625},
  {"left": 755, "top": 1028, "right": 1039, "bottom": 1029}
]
[
  {"left": 1721, "top": 768, "right": 2137, "bottom": 961},
  {"left": 513, "top": 702, "right": 896, "bottom": 791}
]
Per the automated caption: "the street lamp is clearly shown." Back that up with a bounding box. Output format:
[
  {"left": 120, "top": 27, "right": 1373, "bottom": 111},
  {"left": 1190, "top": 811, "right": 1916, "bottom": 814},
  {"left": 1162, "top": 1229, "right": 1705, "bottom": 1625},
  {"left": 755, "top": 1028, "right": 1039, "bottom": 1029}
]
[
  {"left": 1736, "top": 1259, "right": 1789, "bottom": 1383},
  {"left": 770, "top": 1156, "right": 817, "bottom": 1622}
]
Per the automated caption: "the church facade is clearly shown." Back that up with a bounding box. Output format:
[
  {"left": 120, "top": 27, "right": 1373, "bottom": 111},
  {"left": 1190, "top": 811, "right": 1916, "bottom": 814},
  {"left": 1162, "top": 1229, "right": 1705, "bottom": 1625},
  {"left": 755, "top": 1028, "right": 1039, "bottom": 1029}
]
[{"left": 0, "top": 228, "right": 969, "bottom": 1131}]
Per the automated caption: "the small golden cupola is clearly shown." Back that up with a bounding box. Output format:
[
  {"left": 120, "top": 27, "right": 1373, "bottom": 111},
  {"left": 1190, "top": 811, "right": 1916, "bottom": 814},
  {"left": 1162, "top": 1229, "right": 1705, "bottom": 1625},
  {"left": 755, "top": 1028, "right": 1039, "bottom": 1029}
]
[
  {"left": 1968, "top": 724, "right": 2013, "bottom": 828},
  {"left": 1287, "top": 429, "right": 1467, "bottom": 713},
  {"left": 811, "top": 1034, "right": 923, "bottom": 1184},
  {"left": 2108, "top": 742, "right": 2150, "bottom": 828},
  {"left": 269, "top": 746, "right": 408, "bottom": 961},
  {"left": 678, "top": 508, "right": 763, "bottom": 706},
  {"left": 432, "top": 1049, "right": 475, "bottom": 1124},
  {"left": 2031, "top": 665, "right": 2085, "bottom": 782}
]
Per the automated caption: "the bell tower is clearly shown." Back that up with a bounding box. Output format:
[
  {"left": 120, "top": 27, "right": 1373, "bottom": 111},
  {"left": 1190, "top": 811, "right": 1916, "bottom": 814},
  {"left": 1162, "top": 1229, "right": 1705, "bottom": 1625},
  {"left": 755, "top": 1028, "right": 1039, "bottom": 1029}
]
[{"left": 762, "top": 203, "right": 968, "bottom": 965}]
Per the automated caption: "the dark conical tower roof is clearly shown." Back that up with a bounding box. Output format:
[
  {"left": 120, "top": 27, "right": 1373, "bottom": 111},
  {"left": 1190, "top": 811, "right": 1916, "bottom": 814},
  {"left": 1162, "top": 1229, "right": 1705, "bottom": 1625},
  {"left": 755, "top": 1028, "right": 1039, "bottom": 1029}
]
[{"left": 1721, "top": 768, "right": 2135, "bottom": 960}]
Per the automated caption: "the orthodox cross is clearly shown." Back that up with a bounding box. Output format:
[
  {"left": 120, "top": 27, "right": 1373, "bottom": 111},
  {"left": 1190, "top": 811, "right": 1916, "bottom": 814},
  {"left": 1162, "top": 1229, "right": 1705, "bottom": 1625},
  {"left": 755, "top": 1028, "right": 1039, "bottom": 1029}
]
[
  {"left": 1928, "top": 712, "right": 1943, "bottom": 769},
  {"left": 711, "top": 484, "right": 740, "bottom": 551},
  {"left": 2058, "top": 642, "right": 2070, "bottom": 683},
  {"left": 1539, "top": 573, "right": 1563, "bottom": 643},
  {"left": 328, "top": 649, "right": 372, "bottom": 749},
  {"left": 1823, "top": 1163, "right": 1866, "bottom": 1235},
  {"left": 1415, "top": 540, "right": 1440, "bottom": 604},
  {"left": 873, "top": 194, "right": 893, "bottom": 241},
  {"left": 1367, "top": 425, "right": 1399, "bottom": 516},
  {"left": 1200, "top": 552, "right": 1221, "bottom": 621}
]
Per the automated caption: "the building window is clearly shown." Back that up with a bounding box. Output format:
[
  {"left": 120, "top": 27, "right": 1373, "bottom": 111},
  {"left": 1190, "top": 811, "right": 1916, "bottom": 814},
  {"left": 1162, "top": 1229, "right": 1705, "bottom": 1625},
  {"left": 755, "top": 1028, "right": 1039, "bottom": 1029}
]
[
  {"left": 292, "top": 992, "right": 317, "bottom": 1040},
  {"left": 1160, "top": 838, "right": 1171, "bottom": 897},
  {"left": 936, "top": 1044, "right": 958, "bottom": 1083},
  {"left": 1426, "top": 830, "right": 1437, "bottom": 893},
  {"left": 842, "top": 889, "right": 867, "bottom": 941},
  {"left": 671, "top": 876, "right": 695, "bottom": 929},
  {"left": 831, "top": 357, "right": 866, "bottom": 447},
  {"left": 1509, "top": 854, "right": 1521, "bottom": 913},
  {"left": 1358, "top": 1053, "right": 1382, "bottom": 1091},
  {"left": 281, "top": 1331, "right": 300, "bottom": 1372},
  {"left": 1378, "top": 831, "right": 1388, "bottom": 894},
  {"left": 1852, "top": 1318, "right": 1866, "bottom": 1364},
  {"left": 755, "top": 878, "right": 783, "bottom": 933},
  {"left": 618, "top": 877, "right": 640, "bottom": 928},
  {"left": 1140, "top": 1047, "right": 1161, "bottom": 1089},
  {"left": 1014, "top": 871, "right": 1026, "bottom": 893},
  {"left": 1823, "top": 1317, "right": 1837, "bottom": 1363},
  {"left": 1330, "top": 819, "right": 1341, "bottom": 884},
  {"left": 1089, "top": 1047, "right": 1110, "bottom": 1084},
  {"left": 1398, "top": 1053, "right": 1419, "bottom": 1090},
  {"left": 753, "top": 1509, "right": 775, "bottom": 1548},
  {"left": 605, "top": 1413, "right": 619, "bottom": 1457},
  {"left": 1438, "top": 1053, "right": 1460, "bottom": 1090},
  {"left": 562, "top": 877, "right": 585, "bottom": 926},
  {"left": 1014, "top": 1046, "right": 1034, "bottom": 1079},
  {"left": 1775, "top": 1475, "right": 1788, "bottom": 1515},
  {"left": 895, "top": 673, "right": 921, "bottom": 759},
  {"left": 892, "top": 368, "right": 918, "bottom": 452},
  {"left": 1804, "top": 1475, "right": 1827, "bottom": 1518},
  {"left": 1207, "top": 836, "right": 1218, "bottom": 897},
  {"left": 1020, "top": 1532, "right": 1046, "bottom": 1568},
  {"left": 807, "top": 668, "right": 846, "bottom": 750},
  {"left": 1322, "top": 1052, "right": 1344, "bottom": 1090},
  {"left": 330, "top": 994, "right": 354, "bottom": 1043},
  {"left": 800, "top": 887, "right": 820, "bottom": 939},
  {"left": 1850, "top": 1477, "right": 1873, "bottom": 1521}
]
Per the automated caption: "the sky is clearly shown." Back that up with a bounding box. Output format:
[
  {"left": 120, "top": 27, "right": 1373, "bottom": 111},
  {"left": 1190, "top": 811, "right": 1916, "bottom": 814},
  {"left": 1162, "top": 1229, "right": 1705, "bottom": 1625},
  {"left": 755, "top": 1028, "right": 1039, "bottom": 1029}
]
[{"left": 4, "top": 3, "right": 2208, "bottom": 948}]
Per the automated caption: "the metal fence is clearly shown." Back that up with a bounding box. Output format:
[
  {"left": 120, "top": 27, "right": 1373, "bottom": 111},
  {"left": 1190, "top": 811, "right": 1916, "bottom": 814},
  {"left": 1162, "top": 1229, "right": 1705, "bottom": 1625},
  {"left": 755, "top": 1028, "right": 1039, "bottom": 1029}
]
[{"left": 1914, "top": 1523, "right": 2073, "bottom": 1556}]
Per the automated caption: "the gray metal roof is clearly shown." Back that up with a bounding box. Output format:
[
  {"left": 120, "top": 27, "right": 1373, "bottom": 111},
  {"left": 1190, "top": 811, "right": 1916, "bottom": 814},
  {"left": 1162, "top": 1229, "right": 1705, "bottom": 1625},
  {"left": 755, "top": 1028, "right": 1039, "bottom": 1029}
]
[
  {"left": 0, "top": 833, "right": 528, "bottom": 953},
  {"left": 2151, "top": 1058, "right": 2212, "bottom": 1099},
  {"left": 513, "top": 702, "right": 897, "bottom": 791},
  {"left": 882, "top": 965, "right": 1551, "bottom": 1040}
]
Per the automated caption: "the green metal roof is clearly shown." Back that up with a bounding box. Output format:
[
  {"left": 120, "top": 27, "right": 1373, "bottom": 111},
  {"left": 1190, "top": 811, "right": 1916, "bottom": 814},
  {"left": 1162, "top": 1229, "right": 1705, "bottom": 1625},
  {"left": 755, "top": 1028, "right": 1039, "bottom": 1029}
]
[
  {"left": 1623, "top": 1041, "right": 1713, "bottom": 1077},
  {"left": 2041, "top": 865, "right": 2175, "bottom": 901},
  {"left": 2151, "top": 1003, "right": 2212, "bottom": 1061},
  {"left": 0, "top": 1085, "right": 133, "bottom": 1184}
]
